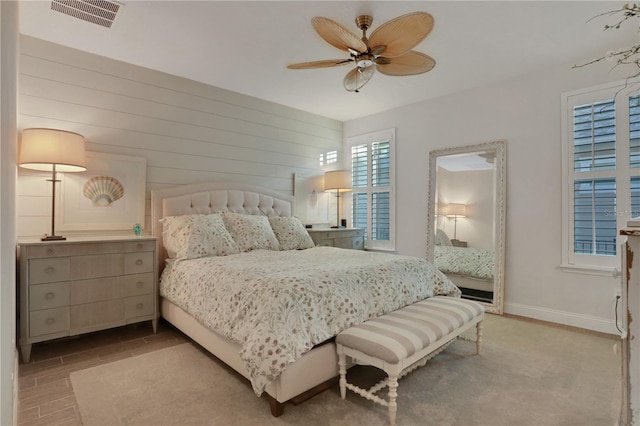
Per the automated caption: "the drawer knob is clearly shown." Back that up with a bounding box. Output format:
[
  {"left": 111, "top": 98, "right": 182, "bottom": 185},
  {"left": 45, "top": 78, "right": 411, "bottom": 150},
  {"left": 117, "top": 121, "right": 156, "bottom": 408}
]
[
  {"left": 45, "top": 292, "right": 55, "bottom": 300},
  {"left": 136, "top": 281, "right": 144, "bottom": 288},
  {"left": 46, "top": 249, "right": 54, "bottom": 255},
  {"left": 46, "top": 318, "right": 55, "bottom": 325},
  {"left": 137, "top": 243, "right": 144, "bottom": 250},
  {"left": 45, "top": 266, "right": 55, "bottom": 273},
  {"left": 136, "top": 303, "right": 144, "bottom": 310},
  {"left": 135, "top": 259, "right": 144, "bottom": 266}
]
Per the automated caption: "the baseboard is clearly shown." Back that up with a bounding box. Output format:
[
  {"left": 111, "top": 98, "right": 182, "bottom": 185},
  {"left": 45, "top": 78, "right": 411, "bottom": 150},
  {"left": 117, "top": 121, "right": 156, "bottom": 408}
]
[{"left": 505, "top": 302, "right": 620, "bottom": 336}]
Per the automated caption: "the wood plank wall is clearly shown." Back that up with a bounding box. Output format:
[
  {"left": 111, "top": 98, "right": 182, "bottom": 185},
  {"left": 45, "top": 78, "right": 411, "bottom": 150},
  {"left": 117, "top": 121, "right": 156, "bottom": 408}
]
[{"left": 16, "top": 35, "right": 343, "bottom": 238}]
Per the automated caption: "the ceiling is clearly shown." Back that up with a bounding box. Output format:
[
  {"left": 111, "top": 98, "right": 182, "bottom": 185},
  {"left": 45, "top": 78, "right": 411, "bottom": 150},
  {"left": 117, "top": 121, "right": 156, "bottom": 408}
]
[{"left": 18, "top": 1, "right": 638, "bottom": 122}]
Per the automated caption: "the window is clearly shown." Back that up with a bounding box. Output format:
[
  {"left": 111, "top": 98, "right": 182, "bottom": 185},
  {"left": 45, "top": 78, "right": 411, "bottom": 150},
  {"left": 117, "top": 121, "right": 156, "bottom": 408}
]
[
  {"left": 562, "top": 81, "right": 640, "bottom": 272},
  {"left": 346, "top": 129, "right": 395, "bottom": 251},
  {"left": 319, "top": 150, "right": 338, "bottom": 166}
]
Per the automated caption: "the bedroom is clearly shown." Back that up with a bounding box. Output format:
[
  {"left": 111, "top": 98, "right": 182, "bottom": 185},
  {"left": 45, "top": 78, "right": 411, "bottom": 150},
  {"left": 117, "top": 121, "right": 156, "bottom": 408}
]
[{"left": 0, "top": 1, "right": 638, "bottom": 424}]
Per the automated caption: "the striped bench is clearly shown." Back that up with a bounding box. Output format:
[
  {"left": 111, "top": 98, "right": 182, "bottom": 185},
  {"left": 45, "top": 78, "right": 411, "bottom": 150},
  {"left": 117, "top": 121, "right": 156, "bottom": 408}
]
[{"left": 336, "top": 296, "right": 485, "bottom": 426}]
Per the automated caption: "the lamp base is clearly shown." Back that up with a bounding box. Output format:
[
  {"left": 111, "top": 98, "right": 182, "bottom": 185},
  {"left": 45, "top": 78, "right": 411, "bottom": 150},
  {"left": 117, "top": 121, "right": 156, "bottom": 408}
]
[{"left": 41, "top": 235, "right": 66, "bottom": 241}]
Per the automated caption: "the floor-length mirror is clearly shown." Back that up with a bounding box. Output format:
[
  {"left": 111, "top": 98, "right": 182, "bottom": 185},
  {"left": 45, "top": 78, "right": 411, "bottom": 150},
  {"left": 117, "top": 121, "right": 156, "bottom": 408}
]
[{"left": 426, "top": 140, "right": 506, "bottom": 314}]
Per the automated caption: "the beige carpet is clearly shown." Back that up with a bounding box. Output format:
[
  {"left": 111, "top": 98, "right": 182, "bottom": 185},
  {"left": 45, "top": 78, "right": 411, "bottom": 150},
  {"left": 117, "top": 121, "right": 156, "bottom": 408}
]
[{"left": 70, "top": 314, "right": 621, "bottom": 426}]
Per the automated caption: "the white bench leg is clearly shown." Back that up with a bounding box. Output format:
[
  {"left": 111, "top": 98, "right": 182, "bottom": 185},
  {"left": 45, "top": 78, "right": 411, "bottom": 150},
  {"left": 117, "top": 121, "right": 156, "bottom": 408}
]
[
  {"left": 337, "top": 346, "right": 347, "bottom": 399},
  {"left": 387, "top": 373, "right": 399, "bottom": 426},
  {"left": 476, "top": 320, "right": 484, "bottom": 355}
]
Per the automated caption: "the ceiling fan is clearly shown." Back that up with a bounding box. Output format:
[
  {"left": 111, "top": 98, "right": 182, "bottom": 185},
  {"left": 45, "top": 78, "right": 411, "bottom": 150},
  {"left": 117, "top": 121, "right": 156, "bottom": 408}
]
[{"left": 287, "top": 12, "right": 436, "bottom": 93}]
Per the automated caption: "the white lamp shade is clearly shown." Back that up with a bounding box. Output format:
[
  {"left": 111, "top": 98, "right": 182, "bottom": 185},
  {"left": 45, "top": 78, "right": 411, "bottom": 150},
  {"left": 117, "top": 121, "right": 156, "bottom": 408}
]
[
  {"left": 446, "top": 203, "right": 466, "bottom": 217},
  {"left": 324, "top": 170, "right": 352, "bottom": 192},
  {"left": 19, "top": 128, "right": 86, "bottom": 172}
]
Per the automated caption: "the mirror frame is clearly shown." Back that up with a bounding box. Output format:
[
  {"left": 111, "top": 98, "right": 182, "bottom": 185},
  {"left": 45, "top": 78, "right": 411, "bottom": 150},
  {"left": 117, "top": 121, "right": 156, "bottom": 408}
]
[{"left": 426, "top": 140, "right": 506, "bottom": 314}]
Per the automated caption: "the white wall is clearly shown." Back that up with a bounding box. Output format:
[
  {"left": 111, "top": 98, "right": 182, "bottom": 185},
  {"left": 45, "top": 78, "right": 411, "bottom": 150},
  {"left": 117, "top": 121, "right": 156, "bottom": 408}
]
[
  {"left": 345, "top": 59, "right": 632, "bottom": 334},
  {"left": 17, "top": 35, "right": 343, "bottom": 239},
  {"left": 436, "top": 167, "right": 494, "bottom": 250},
  {"left": 1, "top": 2, "right": 18, "bottom": 424}
]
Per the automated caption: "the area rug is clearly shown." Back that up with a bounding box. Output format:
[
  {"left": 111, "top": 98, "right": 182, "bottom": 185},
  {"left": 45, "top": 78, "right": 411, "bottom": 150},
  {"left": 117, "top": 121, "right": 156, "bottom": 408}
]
[{"left": 71, "top": 315, "right": 621, "bottom": 426}]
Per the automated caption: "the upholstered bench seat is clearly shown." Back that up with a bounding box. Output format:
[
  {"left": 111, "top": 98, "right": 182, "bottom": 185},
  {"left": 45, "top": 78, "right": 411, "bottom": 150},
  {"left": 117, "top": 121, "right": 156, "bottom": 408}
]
[{"left": 336, "top": 296, "right": 485, "bottom": 426}]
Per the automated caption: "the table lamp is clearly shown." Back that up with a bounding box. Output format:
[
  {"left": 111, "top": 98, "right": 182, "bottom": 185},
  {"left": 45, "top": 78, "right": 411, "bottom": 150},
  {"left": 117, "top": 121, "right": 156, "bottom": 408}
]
[
  {"left": 19, "top": 128, "right": 86, "bottom": 241},
  {"left": 324, "top": 170, "right": 352, "bottom": 228}
]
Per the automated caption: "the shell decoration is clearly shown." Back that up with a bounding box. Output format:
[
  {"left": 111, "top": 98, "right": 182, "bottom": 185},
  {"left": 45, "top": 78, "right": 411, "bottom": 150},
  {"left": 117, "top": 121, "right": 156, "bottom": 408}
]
[{"left": 82, "top": 176, "right": 124, "bottom": 207}]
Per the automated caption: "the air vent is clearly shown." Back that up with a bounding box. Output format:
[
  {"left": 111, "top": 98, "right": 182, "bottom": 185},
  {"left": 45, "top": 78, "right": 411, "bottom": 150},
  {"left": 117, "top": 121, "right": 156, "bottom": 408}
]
[{"left": 51, "top": 0, "right": 121, "bottom": 28}]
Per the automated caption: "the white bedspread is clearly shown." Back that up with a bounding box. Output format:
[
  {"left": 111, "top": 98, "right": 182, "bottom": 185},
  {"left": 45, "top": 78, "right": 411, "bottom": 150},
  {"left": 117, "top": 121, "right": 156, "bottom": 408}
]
[
  {"left": 159, "top": 247, "right": 460, "bottom": 395},
  {"left": 433, "top": 246, "right": 494, "bottom": 280}
]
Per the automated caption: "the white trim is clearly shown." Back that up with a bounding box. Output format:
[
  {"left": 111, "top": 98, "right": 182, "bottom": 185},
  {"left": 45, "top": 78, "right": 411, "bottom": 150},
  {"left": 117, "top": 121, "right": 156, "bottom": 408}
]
[
  {"left": 559, "top": 263, "right": 616, "bottom": 277},
  {"left": 561, "top": 80, "right": 640, "bottom": 271},
  {"left": 505, "top": 302, "right": 620, "bottom": 336}
]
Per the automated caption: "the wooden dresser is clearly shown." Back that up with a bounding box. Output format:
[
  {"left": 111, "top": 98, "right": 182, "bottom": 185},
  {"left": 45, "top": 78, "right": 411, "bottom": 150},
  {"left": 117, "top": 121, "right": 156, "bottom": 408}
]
[
  {"left": 621, "top": 224, "right": 640, "bottom": 423},
  {"left": 307, "top": 228, "right": 365, "bottom": 250},
  {"left": 18, "top": 236, "right": 157, "bottom": 363}
]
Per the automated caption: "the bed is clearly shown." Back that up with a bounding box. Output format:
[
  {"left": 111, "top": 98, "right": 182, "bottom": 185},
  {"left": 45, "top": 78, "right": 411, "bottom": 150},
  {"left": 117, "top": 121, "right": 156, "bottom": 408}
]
[
  {"left": 433, "top": 229, "right": 494, "bottom": 301},
  {"left": 151, "top": 182, "right": 460, "bottom": 416}
]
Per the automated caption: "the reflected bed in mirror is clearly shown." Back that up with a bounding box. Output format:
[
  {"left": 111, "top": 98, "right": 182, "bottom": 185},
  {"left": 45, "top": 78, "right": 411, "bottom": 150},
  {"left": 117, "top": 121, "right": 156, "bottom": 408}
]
[{"left": 426, "top": 140, "right": 506, "bottom": 314}]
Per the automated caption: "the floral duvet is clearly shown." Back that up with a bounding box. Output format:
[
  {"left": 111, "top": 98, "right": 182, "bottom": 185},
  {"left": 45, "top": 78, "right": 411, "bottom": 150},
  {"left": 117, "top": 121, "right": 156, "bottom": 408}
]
[
  {"left": 433, "top": 246, "right": 494, "bottom": 280},
  {"left": 159, "top": 246, "right": 460, "bottom": 395}
]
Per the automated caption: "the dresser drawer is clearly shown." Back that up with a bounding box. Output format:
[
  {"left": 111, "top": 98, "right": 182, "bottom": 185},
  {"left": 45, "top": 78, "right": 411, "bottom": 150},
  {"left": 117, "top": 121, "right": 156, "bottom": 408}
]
[
  {"left": 29, "top": 258, "right": 70, "bottom": 284},
  {"left": 125, "top": 295, "right": 154, "bottom": 319},
  {"left": 69, "top": 276, "right": 124, "bottom": 304},
  {"left": 70, "top": 299, "right": 125, "bottom": 330},
  {"left": 29, "top": 282, "right": 70, "bottom": 311},
  {"left": 30, "top": 307, "right": 69, "bottom": 337},
  {"left": 313, "top": 239, "right": 333, "bottom": 247},
  {"left": 123, "top": 273, "right": 154, "bottom": 297},
  {"left": 26, "top": 240, "right": 155, "bottom": 258},
  {"left": 308, "top": 229, "right": 365, "bottom": 250},
  {"left": 124, "top": 252, "right": 153, "bottom": 274},
  {"left": 334, "top": 237, "right": 361, "bottom": 249}
]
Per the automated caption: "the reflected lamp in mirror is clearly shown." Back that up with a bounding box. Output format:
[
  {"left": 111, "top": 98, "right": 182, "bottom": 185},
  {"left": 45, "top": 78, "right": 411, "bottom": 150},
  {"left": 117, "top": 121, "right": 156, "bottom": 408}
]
[
  {"left": 19, "top": 128, "right": 87, "bottom": 241},
  {"left": 446, "top": 203, "right": 466, "bottom": 241},
  {"left": 324, "top": 170, "right": 352, "bottom": 228}
]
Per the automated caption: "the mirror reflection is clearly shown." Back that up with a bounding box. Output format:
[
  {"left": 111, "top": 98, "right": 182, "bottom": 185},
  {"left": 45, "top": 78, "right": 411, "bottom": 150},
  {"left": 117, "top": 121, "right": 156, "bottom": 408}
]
[{"left": 427, "top": 141, "right": 506, "bottom": 314}]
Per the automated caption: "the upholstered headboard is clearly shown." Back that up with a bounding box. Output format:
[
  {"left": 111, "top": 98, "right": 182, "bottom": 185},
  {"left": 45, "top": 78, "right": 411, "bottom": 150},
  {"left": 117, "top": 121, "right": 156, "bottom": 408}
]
[{"left": 151, "top": 182, "right": 294, "bottom": 273}]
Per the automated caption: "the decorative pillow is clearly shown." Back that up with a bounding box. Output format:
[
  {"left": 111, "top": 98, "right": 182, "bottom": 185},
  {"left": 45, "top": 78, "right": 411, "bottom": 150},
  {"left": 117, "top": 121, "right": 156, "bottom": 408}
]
[
  {"left": 435, "top": 228, "right": 453, "bottom": 246},
  {"left": 268, "top": 216, "right": 315, "bottom": 250},
  {"left": 221, "top": 211, "right": 280, "bottom": 252},
  {"left": 160, "top": 214, "right": 239, "bottom": 260}
]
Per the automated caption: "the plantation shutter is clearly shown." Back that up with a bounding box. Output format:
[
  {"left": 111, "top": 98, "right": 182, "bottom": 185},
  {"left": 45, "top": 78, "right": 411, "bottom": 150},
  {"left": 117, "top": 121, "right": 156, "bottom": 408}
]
[
  {"left": 371, "top": 141, "right": 391, "bottom": 241},
  {"left": 348, "top": 129, "right": 395, "bottom": 250},
  {"left": 351, "top": 144, "right": 369, "bottom": 238},
  {"left": 572, "top": 99, "right": 617, "bottom": 256}
]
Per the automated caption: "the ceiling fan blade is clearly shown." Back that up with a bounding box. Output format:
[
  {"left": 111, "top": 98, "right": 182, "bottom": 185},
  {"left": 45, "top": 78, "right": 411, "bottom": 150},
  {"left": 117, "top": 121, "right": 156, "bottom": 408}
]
[
  {"left": 287, "top": 59, "right": 353, "bottom": 69},
  {"left": 312, "top": 17, "right": 367, "bottom": 53},
  {"left": 369, "top": 12, "right": 434, "bottom": 58},
  {"left": 343, "top": 66, "right": 375, "bottom": 92},
  {"left": 376, "top": 51, "right": 436, "bottom": 76},
  {"left": 371, "top": 45, "right": 387, "bottom": 56}
]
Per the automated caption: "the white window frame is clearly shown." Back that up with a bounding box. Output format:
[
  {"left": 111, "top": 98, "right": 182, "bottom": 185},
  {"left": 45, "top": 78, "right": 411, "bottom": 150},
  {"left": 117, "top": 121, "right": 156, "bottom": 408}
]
[
  {"left": 345, "top": 128, "right": 396, "bottom": 251},
  {"left": 561, "top": 79, "right": 640, "bottom": 275}
]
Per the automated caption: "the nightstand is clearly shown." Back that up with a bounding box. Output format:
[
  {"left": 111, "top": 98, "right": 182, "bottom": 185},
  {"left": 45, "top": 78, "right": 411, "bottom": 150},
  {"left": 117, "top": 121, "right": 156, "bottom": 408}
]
[
  {"left": 451, "top": 239, "right": 468, "bottom": 247},
  {"left": 18, "top": 236, "right": 158, "bottom": 363},
  {"left": 307, "top": 228, "right": 365, "bottom": 250}
]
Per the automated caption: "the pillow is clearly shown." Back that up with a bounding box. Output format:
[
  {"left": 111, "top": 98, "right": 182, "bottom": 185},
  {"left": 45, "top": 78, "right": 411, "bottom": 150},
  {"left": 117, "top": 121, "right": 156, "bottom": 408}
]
[
  {"left": 268, "top": 216, "right": 315, "bottom": 250},
  {"left": 435, "top": 228, "right": 453, "bottom": 247},
  {"left": 221, "top": 211, "right": 280, "bottom": 252},
  {"left": 160, "top": 214, "right": 239, "bottom": 260}
]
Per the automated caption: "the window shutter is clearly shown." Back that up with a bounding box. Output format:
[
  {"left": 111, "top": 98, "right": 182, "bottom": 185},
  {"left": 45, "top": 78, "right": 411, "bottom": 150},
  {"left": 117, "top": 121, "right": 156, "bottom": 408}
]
[
  {"left": 573, "top": 100, "right": 616, "bottom": 171},
  {"left": 573, "top": 178, "right": 617, "bottom": 255},
  {"left": 630, "top": 95, "right": 640, "bottom": 168},
  {"left": 351, "top": 144, "right": 368, "bottom": 188},
  {"left": 347, "top": 129, "right": 395, "bottom": 250}
]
